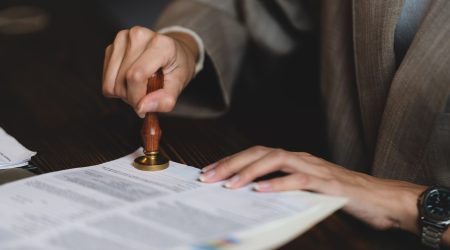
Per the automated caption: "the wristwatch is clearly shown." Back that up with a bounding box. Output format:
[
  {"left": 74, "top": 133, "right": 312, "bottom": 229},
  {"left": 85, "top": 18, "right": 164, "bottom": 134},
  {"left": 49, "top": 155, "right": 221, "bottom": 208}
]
[{"left": 419, "top": 186, "right": 450, "bottom": 249}]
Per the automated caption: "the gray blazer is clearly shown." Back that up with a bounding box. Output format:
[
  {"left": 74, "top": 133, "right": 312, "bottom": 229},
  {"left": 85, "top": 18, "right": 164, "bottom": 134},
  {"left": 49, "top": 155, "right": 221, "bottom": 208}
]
[{"left": 156, "top": 0, "right": 450, "bottom": 186}]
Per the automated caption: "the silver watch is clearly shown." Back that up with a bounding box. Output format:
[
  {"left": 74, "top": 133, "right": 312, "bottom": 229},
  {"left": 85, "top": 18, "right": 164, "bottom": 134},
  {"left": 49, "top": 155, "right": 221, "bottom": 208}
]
[{"left": 419, "top": 186, "right": 450, "bottom": 249}]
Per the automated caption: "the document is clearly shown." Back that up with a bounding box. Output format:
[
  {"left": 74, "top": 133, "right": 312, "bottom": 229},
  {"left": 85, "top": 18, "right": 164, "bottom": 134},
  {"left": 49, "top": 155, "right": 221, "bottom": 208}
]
[
  {"left": 0, "top": 150, "right": 347, "bottom": 250},
  {"left": 0, "top": 127, "right": 36, "bottom": 169}
]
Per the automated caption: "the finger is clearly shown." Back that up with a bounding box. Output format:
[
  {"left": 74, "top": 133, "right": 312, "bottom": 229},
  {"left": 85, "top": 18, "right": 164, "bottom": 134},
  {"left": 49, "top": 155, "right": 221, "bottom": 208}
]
[
  {"left": 135, "top": 76, "right": 182, "bottom": 114},
  {"left": 224, "top": 150, "right": 329, "bottom": 189},
  {"left": 130, "top": 33, "right": 176, "bottom": 80},
  {"left": 117, "top": 27, "right": 155, "bottom": 107},
  {"left": 103, "top": 45, "right": 112, "bottom": 84},
  {"left": 201, "top": 155, "right": 236, "bottom": 174},
  {"left": 103, "top": 30, "right": 129, "bottom": 98},
  {"left": 199, "top": 146, "right": 272, "bottom": 183},
  {"left": 253, "top": 173, "right": 329, "bottom": 194},
  {"left": 223, "top": 149, "right": 294, "bottom": 189},
  {"left": 130, "top": 36, "right": 179, "bottom": 113},
  {"left": 201, "top": 157, "right": 230, "bottom": 173}
]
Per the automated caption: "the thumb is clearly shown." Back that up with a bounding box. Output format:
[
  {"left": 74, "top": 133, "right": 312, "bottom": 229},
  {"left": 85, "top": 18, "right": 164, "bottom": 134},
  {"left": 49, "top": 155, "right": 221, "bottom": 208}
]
[{"left": 136, "top": 88, "right": 177, "bottom": 116}]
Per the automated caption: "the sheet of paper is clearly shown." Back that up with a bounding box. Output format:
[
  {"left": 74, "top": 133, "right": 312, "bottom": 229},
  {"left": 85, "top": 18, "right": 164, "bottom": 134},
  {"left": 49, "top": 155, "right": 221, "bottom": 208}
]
[
  {"left": 0, "top": 150, "right": 347, "bottom": 250},
  {"left": 0, "top": 127, "right": 36, "bottom": 169}
]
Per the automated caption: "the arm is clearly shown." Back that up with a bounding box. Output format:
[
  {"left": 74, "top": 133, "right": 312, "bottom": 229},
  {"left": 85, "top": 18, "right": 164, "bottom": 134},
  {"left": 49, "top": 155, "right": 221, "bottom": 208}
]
[
  {"left": 155, "top": 0, "right": 314, "bottom": 116},
  {"left": 103, "top": 0, "right": 313, "bottom": 117},
  {"left": 155, "top": 0, "right": 248, "bottom": 114},
  {"left": 102, "top": 0, "right": 248, "bottom": 117},
  {"left": 199, "top": 146, "right": 450, "bottom": 245}
]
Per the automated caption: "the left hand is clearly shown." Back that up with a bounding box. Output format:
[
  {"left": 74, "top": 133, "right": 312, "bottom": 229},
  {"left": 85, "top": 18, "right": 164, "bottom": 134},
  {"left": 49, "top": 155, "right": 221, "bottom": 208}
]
[{"left": 199, "top": 146, "right": 426, "bottom": 233}]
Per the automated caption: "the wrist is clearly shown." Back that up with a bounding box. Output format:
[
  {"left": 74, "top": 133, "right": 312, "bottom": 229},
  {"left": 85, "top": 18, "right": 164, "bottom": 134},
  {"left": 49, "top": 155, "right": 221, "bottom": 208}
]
[
  {"left": 395, "top": 185, "right": 425, "bottom": 233},
  {"left": 165, "top": 32, "right": 199, "bottom": 63},
  {"left": 374, "top": 179, "right": 425, "bottom": 233}
]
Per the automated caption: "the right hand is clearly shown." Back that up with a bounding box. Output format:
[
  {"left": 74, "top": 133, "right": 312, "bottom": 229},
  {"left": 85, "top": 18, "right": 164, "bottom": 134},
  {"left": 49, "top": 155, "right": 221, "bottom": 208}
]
[{"left": 102, "top": 26, "right": 199, "bottom": 117}]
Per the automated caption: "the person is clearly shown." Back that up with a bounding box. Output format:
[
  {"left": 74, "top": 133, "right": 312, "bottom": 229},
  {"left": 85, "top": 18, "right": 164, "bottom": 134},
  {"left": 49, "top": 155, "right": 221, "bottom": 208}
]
[{"left": 102, "top": 0, "right": 450, "bottom": 248}]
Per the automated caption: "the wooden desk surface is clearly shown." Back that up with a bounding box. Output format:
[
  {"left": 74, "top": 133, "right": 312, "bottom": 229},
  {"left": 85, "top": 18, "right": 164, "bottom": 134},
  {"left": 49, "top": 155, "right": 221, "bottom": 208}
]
[{"left": 0, "top": 1, "right": 423, "bottom": 249}]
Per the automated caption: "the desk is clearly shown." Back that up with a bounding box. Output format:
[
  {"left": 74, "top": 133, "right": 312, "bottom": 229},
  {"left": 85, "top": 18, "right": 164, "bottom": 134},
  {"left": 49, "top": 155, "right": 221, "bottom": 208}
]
[{"left": 0, "top": 1, "right": 423, "bottom": 249}]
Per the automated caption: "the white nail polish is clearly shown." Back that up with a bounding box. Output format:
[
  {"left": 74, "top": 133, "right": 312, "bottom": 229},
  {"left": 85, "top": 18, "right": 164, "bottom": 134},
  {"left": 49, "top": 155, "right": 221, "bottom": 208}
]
[
  {"left": 224, "top": 175, "right": 240, "bottom": 188},
  {"left": 253, "top": 182, "right": 271, "bottom": 191},
  {"left": 198, "top": 170, "right": 215, "bottom": 182},
  {"left": 201, "top": 163, "right": 217, "bottom": 173}
]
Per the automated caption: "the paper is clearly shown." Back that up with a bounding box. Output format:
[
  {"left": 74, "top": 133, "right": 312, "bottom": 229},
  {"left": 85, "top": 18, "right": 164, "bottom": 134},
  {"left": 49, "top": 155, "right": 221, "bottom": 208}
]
[
  {"left": 0, "top": 127, "right": 36, "bottom": 169},
  {"left": 0, "top": 150, "right": 347, "bottom": 250}
]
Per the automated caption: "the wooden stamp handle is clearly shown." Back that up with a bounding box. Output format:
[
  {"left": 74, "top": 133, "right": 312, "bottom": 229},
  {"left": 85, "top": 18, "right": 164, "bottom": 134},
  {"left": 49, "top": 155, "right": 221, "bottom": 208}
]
[{"left": 141, "top": 69, "right": 164, "bottom": 153}]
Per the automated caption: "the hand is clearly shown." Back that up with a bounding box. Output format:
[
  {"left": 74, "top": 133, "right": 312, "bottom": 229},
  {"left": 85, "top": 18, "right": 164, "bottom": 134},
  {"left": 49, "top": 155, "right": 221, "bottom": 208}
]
[
  {"left": 199, "top": 146, "right": 426, "bottom": 233},
  {"left": 102, "top": 26, "right": 199, "bottom": 117}
]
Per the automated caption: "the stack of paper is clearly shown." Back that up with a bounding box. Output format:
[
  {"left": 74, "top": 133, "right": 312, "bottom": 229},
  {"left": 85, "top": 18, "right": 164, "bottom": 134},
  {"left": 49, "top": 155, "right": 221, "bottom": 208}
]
[
  {"left": 0, "top": 127, "right": 36, "bottom": 169},
  {"left": 0, "top": 150, "right": 347, "bottom": 250}
]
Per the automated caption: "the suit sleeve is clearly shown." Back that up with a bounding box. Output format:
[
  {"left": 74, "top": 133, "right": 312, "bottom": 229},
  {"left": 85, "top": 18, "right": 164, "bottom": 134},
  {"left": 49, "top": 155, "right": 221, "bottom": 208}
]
[
  {"left": 154, "top": 0, "right": 246, "bottom": 117},
  {"left": 155, "top": 0, "right": 313, "bottom": 117}
]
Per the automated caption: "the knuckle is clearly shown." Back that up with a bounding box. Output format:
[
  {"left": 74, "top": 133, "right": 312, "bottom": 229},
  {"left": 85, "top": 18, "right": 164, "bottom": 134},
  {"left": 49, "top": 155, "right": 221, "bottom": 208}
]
[
  {"left": 251, "top": 145, "right": 267, "bottom": 155},
  {"left": 126, "top": 67, "right": 146, "bottom": 84},
  {"left": 271, "top": 148, "right": 288, "bottom": 162},
  {"left": 217, "top": 161, "right": 232, "bottom": 174},
  {"left": 115, "top": 29, "right": 129, "bottom": 41},
  {"left": 162, "top": 96, "right": 176, "bottom": 111},
  {"left": 241, "top": 166, "right": 258, "bottom": 179},
  {"left": 129, "top": 26, "right": 152, "bottom": 41},
  {"left": 298, "top": 152, "right": 312, "bottom": 157}
]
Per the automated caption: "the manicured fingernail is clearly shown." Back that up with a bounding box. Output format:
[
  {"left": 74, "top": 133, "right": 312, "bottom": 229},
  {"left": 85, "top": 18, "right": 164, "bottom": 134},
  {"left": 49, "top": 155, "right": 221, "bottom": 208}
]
[
  {"left": 201, "top": 163, "right": 217, "bottom": 173},
  {"left": 253, "top": 182, "right": 271, "bottom": 192},
  {"left": 224, "top": 175, "right": 240, "bottom": 188},
  {"left": 137, "top": 112, "right": 145, "bottom": 119},
  {"left": 198, "top": 170, "right": 216, "bottom": 182}
]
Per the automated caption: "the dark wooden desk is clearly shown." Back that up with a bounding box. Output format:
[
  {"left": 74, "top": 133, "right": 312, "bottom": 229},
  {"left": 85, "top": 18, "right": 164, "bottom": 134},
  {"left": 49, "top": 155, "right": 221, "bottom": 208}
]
[{"left": 0, "top": 1, "right": 423, "bottom": 249}]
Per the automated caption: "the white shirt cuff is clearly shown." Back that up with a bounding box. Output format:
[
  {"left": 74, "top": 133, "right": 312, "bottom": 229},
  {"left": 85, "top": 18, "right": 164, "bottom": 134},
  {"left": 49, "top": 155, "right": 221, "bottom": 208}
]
[{"left": 158, "top": 26, "right": 205, "bottom": 76}]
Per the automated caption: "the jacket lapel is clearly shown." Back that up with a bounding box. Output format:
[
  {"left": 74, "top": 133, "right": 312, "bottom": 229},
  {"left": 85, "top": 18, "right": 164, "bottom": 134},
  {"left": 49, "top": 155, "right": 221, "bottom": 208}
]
[
  {"left": 352, "top": 0, "right": 403, "bottom": 158},
  {"left": 372, "top": 0, "right": 450, "bottom": 182}
]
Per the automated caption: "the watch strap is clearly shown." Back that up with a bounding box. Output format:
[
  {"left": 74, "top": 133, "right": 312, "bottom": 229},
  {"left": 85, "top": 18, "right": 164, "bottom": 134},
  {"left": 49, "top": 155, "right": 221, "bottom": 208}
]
[{"left": 422, "top": 225, "right": 444, "bottom": 249}]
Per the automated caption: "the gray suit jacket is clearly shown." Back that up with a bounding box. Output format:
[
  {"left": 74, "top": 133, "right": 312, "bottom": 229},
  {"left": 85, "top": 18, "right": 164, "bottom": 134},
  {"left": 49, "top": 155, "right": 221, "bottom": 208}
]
[{"left": 156, "top": 0, "right": 450, "bottom": 185}]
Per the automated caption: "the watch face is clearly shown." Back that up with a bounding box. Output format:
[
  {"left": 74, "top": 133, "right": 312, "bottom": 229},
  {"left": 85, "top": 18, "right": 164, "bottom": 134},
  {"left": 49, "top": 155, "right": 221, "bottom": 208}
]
[{"left": 424, "top": 188, "right": 450, "bottom": 221}]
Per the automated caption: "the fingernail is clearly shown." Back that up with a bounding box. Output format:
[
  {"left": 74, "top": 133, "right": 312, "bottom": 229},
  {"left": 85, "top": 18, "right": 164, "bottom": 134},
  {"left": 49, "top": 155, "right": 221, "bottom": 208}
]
[
  {"left": 224, "top": 175, "right": 240, "bottom": 188},
  {"left": 253, "top": 182, "right": 271, "bottom": 192},
  {"left": 201, "top": 163, "right": 218, "bottom": 173},
  {"left": 140, "top": 101, "right": 158, "bottom": 113},
  {"left": 198, "top": 170, "right": 216, "bottom": 182}
]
